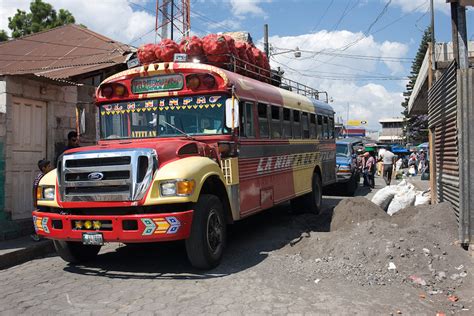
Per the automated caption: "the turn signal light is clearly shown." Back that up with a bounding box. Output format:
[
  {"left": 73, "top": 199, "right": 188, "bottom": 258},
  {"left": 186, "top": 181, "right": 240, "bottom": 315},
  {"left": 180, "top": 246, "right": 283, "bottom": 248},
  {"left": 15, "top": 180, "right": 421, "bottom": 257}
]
[
  {"left": 100, "top": 84, "right": 128, "bottom": 98},
  {"left": 186, "top": 75, "right": 200, "bottom": 90},
  {"left": 202, "top": 74, "right": 216, "bottom": 89},
  {"left": 101, "top": 85, "right": 113, "bottom": 98},
  {"left": 114, "top": 84, "right": 126, "bottom": 96},
  {"left": 75, "top": 221, "right": 83, "bottom": 229},
  {"left": 177, "top": 180, "right": 195, "bottom": 195}
]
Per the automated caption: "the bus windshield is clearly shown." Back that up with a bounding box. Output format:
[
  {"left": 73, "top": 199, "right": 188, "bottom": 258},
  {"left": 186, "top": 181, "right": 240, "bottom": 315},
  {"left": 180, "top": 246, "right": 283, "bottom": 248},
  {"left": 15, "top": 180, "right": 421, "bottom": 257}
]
[{"left": 99, "top": 94, "right": 229, "bottom": 139}]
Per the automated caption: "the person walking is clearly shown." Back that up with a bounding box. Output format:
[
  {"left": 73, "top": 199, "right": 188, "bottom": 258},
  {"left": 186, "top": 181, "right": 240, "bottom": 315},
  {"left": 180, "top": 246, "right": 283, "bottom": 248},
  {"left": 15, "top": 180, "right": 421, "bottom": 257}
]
[
  {"left": 418, "top": 149, "right": 426, "bottom": 173},
  {"left": 380, "top": 149, "right": 395, "bottom": 185},
  {"left": 363, "top": 152, "right": 376, "bottom": 189},
  {"left": 408, "top": 152, "right": 418, "bottom": 176}
]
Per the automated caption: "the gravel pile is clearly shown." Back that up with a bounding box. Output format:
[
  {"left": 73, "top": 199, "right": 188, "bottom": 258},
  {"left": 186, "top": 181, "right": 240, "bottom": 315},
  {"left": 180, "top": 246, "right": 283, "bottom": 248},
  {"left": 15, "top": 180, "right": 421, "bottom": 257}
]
[{"left": 279, "top": 199, "right": 473, "bottom": 313}]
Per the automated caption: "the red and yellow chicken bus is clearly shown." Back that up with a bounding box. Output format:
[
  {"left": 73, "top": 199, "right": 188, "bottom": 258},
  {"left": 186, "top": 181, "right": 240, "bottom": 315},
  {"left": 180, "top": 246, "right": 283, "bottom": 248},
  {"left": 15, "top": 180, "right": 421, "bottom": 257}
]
[{"left": 33, "top": 60, "right": 336, "bottom": 269}]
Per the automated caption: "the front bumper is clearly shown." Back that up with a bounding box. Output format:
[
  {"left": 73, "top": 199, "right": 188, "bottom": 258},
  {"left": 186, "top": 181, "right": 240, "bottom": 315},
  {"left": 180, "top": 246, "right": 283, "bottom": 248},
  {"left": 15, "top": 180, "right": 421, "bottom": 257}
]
[
  {"left": 336, "top": 172, "right": 352, "bottom": 182},
  {"left": 32, "top": 210, "right": 194, "bottom": 243}
]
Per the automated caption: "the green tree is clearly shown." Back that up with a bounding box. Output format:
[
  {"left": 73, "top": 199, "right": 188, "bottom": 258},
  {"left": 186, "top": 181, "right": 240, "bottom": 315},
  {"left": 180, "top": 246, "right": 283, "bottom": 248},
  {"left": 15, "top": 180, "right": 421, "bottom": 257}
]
[
  {"left": 7, "top": 0, "right": 75, "bottom": 38},
  {"left": 401, "top": 27, "right": 431, "bottom": 144},
  {"left": 0, "top": 30, "right": 8, "bottom": 42}
]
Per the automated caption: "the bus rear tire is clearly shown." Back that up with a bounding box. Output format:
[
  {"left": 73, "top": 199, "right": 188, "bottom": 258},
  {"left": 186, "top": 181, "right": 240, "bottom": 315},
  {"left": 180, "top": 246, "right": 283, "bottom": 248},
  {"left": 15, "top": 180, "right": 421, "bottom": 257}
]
[
  {"left": 290, "top": 173, "right": 323, "bottom": 215},
  {"left": 53, "top": 240, "right": 101, "bottom": 263},
  {"left": 308, "top": 173, "right": 323, "bottom": 215},
  {"left": 185, "top": 194, "right": 226, "bottom": 270}
]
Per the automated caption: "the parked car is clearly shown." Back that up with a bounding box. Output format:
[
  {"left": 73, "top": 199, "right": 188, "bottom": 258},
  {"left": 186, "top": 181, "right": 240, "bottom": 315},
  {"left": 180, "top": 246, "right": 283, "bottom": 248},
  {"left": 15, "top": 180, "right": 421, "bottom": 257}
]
[{"left": 335, "top": 138, "right": 363, "bottom": 196}]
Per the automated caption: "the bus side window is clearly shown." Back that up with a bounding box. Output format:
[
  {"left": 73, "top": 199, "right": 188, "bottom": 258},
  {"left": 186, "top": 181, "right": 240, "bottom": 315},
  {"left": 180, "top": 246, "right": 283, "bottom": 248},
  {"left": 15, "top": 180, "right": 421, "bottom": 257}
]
[
  {"left": 292, "top": 110, "right": 301, "bottom": 139},
  {"left": 323, "top": 116, "right": 329, "bottom": 139},
  {"left": 241, "top": 102, "right": 255, "bottom": 137},
  {"left": 302, "top": 113, "right": 309, "bottom": 139},
  {"left": 283, "top": 108, "right": 292, "bottom": 138},
  {"left": 309, "top": 114, "right": 316, "bottom": 139},
  {"left": 271, "top": 105, "right": 281, "bottom": 138},
  {"left": 317, "top": 115, "right": 323, "bottom": 139},
  {"left": 328, "top": 116, "right": 334, "bottom": 139},
  {"left": 258, "top": 103, "right": 269, "bottom": 138},
  {"left": 239, "top": 102, "right": 245, "bottom": 136}
]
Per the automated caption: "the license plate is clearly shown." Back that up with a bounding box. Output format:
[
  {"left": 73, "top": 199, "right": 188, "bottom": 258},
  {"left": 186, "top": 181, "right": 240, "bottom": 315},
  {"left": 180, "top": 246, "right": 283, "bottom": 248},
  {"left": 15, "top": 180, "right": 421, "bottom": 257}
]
[{"left": 82, "top": 233, "right": 104, "bottom": 245}]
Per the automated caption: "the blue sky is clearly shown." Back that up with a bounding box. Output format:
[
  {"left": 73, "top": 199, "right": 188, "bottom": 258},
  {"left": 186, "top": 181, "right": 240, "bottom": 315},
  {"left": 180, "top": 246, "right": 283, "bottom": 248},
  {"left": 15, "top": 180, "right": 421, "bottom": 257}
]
[{"left": 1, "top": 0, "right": 472, "bottom": 130}]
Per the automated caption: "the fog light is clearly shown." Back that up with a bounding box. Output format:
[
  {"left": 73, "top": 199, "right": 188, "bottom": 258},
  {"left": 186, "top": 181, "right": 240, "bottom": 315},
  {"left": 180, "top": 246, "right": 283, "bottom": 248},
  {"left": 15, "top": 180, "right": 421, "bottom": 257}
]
[
  {"left": 92, "top": 220, "right": 101, "bottom": 230},
  {"left": 84, "top": 220, "right": 92, "bottom": 230},
  {"left": 75, "top": 221, "right": 83, "bottom": 229}
]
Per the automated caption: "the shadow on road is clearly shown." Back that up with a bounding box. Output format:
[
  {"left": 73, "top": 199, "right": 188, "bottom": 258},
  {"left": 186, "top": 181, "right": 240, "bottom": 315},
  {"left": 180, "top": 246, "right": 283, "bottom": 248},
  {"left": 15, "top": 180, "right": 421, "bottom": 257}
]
[{"left": 64, "top": 196, "right": 343, "bottom": 280}]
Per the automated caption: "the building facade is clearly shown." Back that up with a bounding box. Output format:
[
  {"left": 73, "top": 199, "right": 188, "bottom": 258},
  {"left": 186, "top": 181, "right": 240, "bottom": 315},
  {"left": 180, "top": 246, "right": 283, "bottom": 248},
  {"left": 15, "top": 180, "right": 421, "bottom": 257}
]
[
  {"left": 0, "top": 25, "right": 133, "bottom": 239},
  {"left": 378, "top": 117, "right": 404, "bottom": 144}
]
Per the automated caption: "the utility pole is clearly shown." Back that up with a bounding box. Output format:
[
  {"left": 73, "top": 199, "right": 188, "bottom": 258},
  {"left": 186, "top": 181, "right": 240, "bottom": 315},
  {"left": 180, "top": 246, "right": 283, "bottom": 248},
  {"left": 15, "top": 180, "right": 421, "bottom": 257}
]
[
  {"left": 450, "top": 0, "right": 472, "bottom": 245},
  {"left": 264, "top": 24, "right": 269, "bottom": 57},
  {"left": 428, "top": 0, "right": 436, "bottom": 204}
]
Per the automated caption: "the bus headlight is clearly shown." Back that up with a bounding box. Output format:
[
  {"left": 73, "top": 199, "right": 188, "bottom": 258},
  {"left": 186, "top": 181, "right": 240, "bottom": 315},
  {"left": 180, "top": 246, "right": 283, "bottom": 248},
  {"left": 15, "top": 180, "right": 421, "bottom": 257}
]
[
  {"left": 160, "top": 180, "right": 195, "bottom": 196},
  {"left": 41, "top": 186, "right": 55, "bottom": 200}
]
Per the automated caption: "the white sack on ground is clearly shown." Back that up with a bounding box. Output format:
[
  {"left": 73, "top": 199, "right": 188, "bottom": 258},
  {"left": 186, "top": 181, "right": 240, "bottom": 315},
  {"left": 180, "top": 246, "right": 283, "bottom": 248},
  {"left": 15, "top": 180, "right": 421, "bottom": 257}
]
[
  {"left": 387, "top": 189, "right": 416, "bottom": 216},
  {"left": 371, "top": 186, "right": 398, "bottom": 211},
  {"left": 415, "top": 190, "right": 431, "bottom": 206}
]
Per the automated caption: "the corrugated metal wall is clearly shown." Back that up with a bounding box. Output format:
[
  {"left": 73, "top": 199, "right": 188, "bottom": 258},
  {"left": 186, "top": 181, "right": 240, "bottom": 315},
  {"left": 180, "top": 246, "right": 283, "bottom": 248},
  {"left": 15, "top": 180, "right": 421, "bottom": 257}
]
[
  {"left": 468, "top": 68, "right": 474, "bottom": 242},
  {"left": 428, "top": 61, "right": 460, "bottom": 215}
]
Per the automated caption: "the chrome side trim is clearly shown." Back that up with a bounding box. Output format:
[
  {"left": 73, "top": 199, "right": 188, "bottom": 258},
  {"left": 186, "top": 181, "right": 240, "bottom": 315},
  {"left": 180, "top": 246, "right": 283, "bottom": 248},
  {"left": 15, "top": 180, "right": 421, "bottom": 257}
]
[{"left": 226, "top": 184, "right": 240, "bottom": 221}]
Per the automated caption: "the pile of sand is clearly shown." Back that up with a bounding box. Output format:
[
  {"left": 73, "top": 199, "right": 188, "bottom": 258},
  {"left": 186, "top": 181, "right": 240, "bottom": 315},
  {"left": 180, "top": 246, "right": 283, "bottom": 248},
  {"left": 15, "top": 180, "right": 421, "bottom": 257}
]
[{"left": 279, "top": 200, "right": 473, "bottom": 313}]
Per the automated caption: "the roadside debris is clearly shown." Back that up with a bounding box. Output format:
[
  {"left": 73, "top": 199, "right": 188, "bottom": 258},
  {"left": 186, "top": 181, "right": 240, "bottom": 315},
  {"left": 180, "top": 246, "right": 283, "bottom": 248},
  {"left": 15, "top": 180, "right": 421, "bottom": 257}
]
[
  {"left": 371, "top": 180, "right": 431, "bottom": 216},
  {"left": 279, "top": 200, "right": 472, "bottom": 313}
]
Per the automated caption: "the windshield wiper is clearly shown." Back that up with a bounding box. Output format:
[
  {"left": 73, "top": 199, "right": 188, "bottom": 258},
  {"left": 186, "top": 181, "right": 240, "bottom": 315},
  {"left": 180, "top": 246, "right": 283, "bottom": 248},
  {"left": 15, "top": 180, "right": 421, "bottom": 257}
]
[{"left": 161, "top": 121, "right": 195, "bottom": 140}]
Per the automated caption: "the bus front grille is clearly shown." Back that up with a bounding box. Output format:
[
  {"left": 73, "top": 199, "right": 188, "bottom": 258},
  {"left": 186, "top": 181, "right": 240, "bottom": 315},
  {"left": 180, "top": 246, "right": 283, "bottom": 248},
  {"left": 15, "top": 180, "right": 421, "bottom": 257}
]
[{"left": 59, "top": 149, "right": 157, "bottom": 202}]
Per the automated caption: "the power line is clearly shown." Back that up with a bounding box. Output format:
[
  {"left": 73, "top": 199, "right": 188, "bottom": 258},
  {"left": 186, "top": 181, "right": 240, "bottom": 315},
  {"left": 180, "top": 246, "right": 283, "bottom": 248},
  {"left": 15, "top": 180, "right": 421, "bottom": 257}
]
[
  {"left": 272, "top": 46, "right": 413, "bottom": 62},
  {"left": 277, "top": 53, "right": 408, "bottom": 78},
  {"left": 371, "top": 0, "right": 428, "bottom": 35},
  {"left": 270, "top": 57, "right": 408, "bottom": 81},
  {"left": 311, "top": 0, "right": 335, "bottom": 33}
]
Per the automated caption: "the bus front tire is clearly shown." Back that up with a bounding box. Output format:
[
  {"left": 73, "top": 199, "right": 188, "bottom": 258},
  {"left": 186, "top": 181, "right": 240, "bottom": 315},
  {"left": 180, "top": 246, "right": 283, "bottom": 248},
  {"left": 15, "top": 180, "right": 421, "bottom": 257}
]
[
  {"left": 185, "top": 194, "right": 226, "bottom": 270},
  {"left": 53, "top": 240, "right": 101, "bottom": 263}
]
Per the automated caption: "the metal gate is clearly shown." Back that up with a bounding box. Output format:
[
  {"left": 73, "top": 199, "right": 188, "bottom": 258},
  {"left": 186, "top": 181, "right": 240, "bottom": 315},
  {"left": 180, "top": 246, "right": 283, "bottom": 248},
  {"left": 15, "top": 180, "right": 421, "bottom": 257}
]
[{"left": 428, "top": 62, "right": 460, "bottom": 215}]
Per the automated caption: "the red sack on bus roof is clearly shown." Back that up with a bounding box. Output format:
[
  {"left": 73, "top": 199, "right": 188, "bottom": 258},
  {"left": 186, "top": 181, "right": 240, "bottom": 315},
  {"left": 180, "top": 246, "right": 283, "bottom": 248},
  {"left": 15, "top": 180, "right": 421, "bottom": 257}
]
[
  {"left": 137, "top": 43, "right": 157, "bottom": 64},
  {"left": 202, "top": 34, "right": 237, "bottom": 65},
  {"left": 179, "top": 36, "right": 204, "bottom": 60},
  {"left": 261, "top": 53, "right": 271, "bottom": 82},
  {"left": 245, "top": 44, "right": 257, "bottom": 77},
  {"left": 154, "top": 39, "right": 180, "bottom": 62},
  {"left": 234, "top": 41, "right": 249, "bottom": 75}
]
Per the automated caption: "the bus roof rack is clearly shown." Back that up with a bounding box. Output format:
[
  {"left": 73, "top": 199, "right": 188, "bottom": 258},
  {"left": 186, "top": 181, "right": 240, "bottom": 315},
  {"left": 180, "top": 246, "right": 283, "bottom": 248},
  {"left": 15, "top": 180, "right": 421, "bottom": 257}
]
[{"left": 200, "top": 54, "right": 329, "bottom": 103}]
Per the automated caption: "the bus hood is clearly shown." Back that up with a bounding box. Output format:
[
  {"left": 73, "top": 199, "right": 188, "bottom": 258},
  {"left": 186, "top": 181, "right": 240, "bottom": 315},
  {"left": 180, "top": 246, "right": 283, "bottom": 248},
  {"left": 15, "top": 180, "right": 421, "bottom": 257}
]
[{"left": 61, "top": 138, "right": 218, "bottom": 167}]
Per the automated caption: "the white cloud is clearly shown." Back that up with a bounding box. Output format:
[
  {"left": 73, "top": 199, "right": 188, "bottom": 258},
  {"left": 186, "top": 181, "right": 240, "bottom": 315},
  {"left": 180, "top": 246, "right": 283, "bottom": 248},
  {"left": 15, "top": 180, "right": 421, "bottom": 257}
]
[
  {"left": 0, "top": 0, "right": 156, "bottom": 45},
  {"left": 266, "top": 31, "right": 408, "bottom": 130},
  {"left": 229, "top": 0, "right": 271, "bottom": 18},
  {"left": 390, "top": 0, "right": 450, "bottom": 14}
]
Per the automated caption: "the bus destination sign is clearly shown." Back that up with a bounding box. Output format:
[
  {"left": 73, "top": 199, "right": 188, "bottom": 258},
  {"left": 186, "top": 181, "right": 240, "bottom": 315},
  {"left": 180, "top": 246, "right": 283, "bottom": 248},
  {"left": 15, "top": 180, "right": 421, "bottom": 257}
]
[{"left": 132, "top": 74, "right": 184, "bottom": 94}]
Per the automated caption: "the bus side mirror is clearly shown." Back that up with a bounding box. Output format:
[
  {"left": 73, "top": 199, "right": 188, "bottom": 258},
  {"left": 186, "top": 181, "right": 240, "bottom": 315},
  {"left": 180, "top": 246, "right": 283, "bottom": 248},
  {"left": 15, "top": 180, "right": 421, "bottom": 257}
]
[{"left": 225, "top": 98, "right": 239, "bottom": 129}]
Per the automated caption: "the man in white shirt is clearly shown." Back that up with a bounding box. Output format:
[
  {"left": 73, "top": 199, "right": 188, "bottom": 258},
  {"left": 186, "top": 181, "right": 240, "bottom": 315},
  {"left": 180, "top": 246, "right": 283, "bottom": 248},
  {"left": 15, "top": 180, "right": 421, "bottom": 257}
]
[{"left": 379, "top": 149, "right": 395, "bottom": 185}]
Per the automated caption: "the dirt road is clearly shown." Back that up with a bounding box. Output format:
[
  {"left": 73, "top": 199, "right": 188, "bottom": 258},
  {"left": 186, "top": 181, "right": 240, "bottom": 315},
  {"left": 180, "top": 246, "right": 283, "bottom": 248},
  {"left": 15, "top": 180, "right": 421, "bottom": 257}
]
[{"left": 1, "top": 177, "right": 472, "bottom": 315}]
